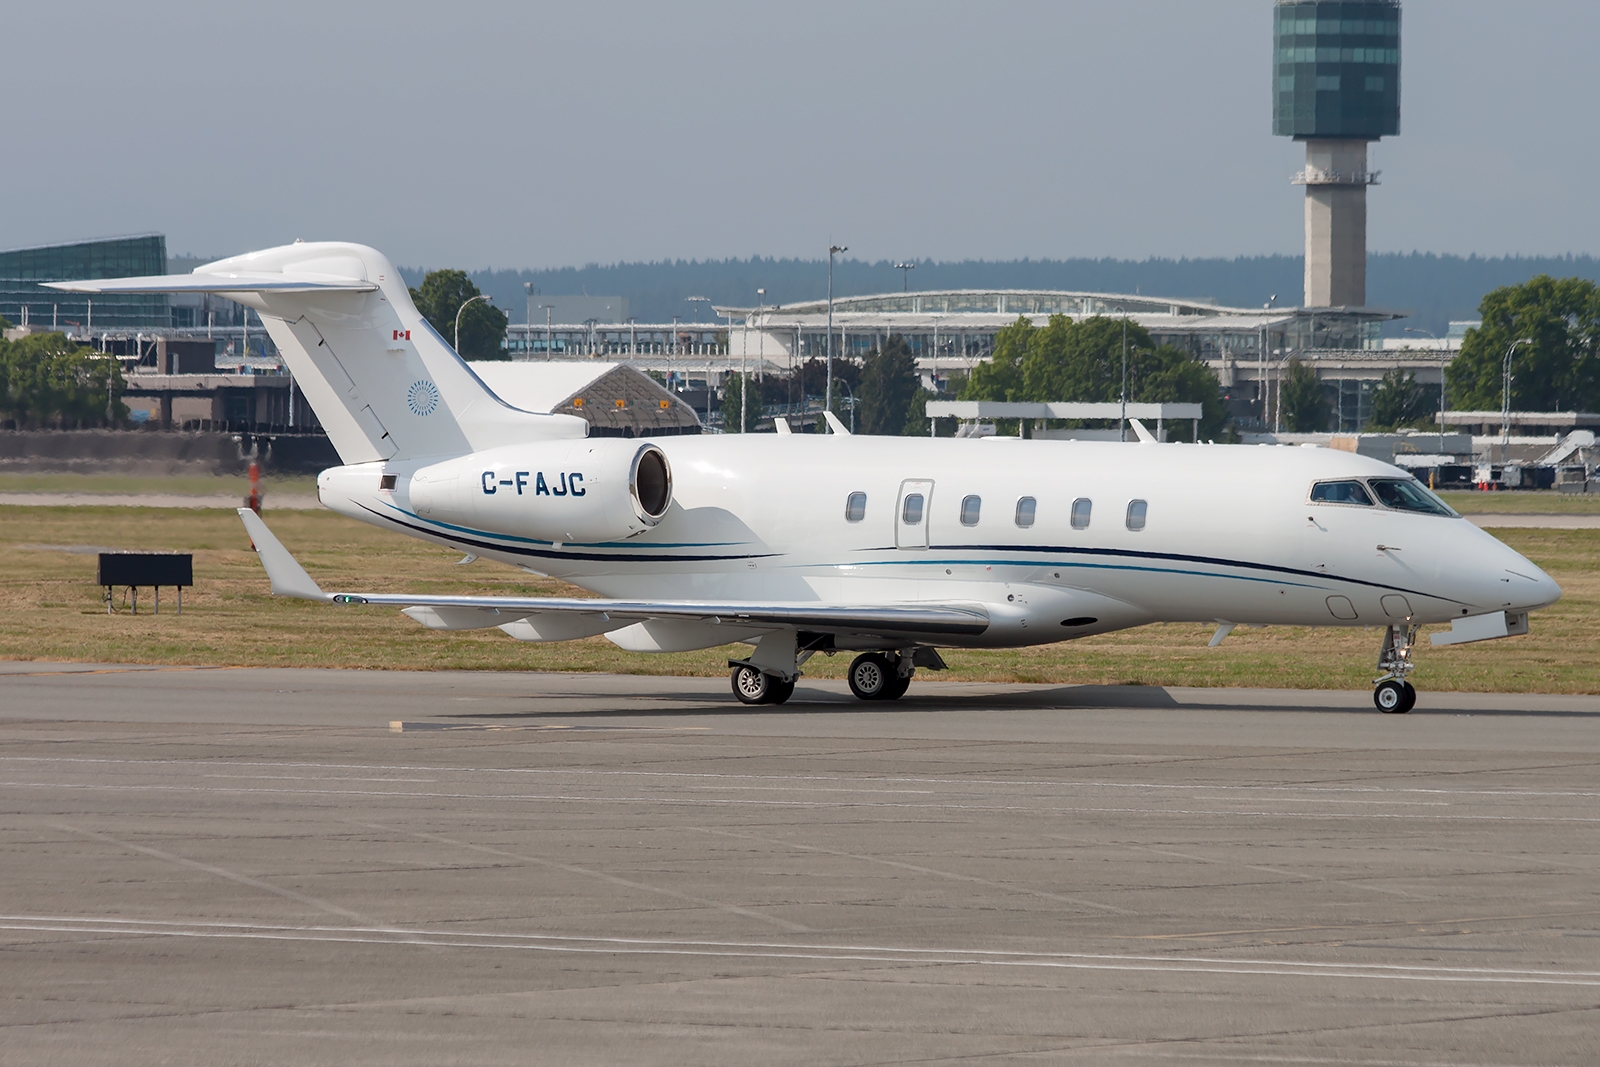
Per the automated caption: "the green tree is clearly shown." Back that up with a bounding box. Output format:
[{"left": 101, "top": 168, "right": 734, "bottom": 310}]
[
  {"left": 1368, "top": 368, "right": 1436, "bottom": 431},
  {"left": 0, "top": 332, "right": 126, "bottom": 427},
  {"left": 408, "top": 270, "right": 510, "bottom": 360},
  {"left": 858, "top": 335, "right": 920, "bottom": 435},
  {"left": 962, "top": 317, "right": 1030, "bottom": 401},
  {"left": 960, "top": 314, "right": 1230, "bottom": 441},
  {"left": 1447, "top": 275, "right": 1600, "bottom": 412},
  {"left": 1278, "top": 358, "right": 1330, "bottom": 432},
  {"left": 721, "top": 372, "right": 749, "bottom": 432}
]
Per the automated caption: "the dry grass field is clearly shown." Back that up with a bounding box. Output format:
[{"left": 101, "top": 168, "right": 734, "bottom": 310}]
[{"left": 2, "top": 504, "right": 1596, "bottom": 693}]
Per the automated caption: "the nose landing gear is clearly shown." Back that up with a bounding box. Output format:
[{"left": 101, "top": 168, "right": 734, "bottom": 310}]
[{"left": 1373, "top": 624, "right": 1419, "bottom": 713}]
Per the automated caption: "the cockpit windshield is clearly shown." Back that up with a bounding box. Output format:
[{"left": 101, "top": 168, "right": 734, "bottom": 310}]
[
  {"left": 1368, "top": 478, "right": 1458, "bottom": 517},
  {"left": 1310, "top": 480, "right": 1374, "bottom": 506}
]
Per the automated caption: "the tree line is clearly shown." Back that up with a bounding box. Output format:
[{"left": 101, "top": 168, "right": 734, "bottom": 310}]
[
  {"left": 1274, "top": 274, "right": 1600, "bottom": 433},
  {"left": 0, "top": 323, "right": 126, "bottom": 428}
]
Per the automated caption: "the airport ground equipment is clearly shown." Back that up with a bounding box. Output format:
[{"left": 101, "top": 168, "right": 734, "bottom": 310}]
[
  {"left": 97, "top": 552, "right": 192, "bottom": 615},
  {"left": 51, "top": 241, "right": 1561, "bottom": 713}
]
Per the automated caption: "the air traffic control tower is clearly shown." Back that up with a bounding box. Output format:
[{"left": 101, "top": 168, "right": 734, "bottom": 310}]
[{"left": 1274, "top": 1, "right": 1400, "bottom": 309}]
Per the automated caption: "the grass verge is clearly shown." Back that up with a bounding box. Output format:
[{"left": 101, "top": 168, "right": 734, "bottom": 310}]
[{"left": 2, "top": 505, "right": 1595, "bottom": 693}]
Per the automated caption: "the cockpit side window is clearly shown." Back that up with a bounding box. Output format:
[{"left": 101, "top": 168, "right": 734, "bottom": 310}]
[
  {"left": 1310, "top": 480, "right": 1374, "bottom": 506},
  {"left": 1368, "top": 478, "right": 1458, "bottom": 516}
]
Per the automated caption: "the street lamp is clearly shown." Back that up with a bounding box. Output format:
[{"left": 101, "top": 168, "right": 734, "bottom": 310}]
[
  {"left": 523, "top": 283, "right": 539, "bottom": 358},
  {"left": 541, "top": 304, "right": 554, "bottom": 361},
  {"left": 1404, "top": 326, "right": 1448, "bottom": 453},
  {"left": 837, "top": 377, "right": 857, "bottom": 433},
  {"left": 455, "top": 294, "right": 491, "bottom": 354},
  {"left": 744, "top": 288, "right": 766, "bottom": 435},
  {"left": 685, "top": 295, "right": 710, "bottom": 322},
  {"left": 894, "top": 261, "right": 915, "bottom": 292},
  {"left": 1121, "top": 311, "right": 1130, "bottom": 442},
  {"left": 827, "top": 244, "right": 847, "bottom": 429},
  {"left": 1501, "top": 337, "right": 1533, "bottom": 461}
]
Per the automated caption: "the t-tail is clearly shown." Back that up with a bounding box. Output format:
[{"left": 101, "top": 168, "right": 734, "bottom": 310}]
[{"left": 47, "top": 241, "right": 585, "bottom": 463}]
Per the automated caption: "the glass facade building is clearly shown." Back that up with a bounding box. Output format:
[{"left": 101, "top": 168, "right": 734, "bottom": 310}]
[
  {"left": 1273, "top": 1, "right": 1401, "bottom": 139},
  {"left": 0, "top": 234, "right": 170, "bottom": 331}
]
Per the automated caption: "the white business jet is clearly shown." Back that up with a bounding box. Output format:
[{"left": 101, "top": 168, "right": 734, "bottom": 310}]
[{"left": 51, "top": 242, "right": 1561, "bottom": 713}]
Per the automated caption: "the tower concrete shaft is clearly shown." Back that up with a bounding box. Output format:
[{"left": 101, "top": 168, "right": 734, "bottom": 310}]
[{"left": 1298, "top": 139, "right": 1376, "bottom": 308}]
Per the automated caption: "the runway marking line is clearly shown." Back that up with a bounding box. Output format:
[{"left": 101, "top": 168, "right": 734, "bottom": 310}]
[
  {"left": 8, "top": 781, "right": 1599, "bottom": 823},
  {"left": 4, "top": 755, "right": 1598, "bottom": 800},
  {"left": 3, "top": 914, "right": 1599, "bottom": 987}
]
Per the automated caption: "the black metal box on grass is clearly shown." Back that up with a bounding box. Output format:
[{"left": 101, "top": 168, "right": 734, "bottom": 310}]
[{"left": 97, "top": 553, "right": 193, "bottom": 614}]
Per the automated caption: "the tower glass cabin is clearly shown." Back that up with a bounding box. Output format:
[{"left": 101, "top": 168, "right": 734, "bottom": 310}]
[{"left": 1273, "top": 1, "right": 1401, "bottom": 309}]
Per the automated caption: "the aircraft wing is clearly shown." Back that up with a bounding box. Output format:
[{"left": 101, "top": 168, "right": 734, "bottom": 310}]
[{"left": 237, "top": 509, "right": 989, "bottom": 638}]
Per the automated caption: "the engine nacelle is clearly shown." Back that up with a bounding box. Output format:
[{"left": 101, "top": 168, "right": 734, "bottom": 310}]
[{"left": 408, "top": 439, "right": 671, "bottom": 543}]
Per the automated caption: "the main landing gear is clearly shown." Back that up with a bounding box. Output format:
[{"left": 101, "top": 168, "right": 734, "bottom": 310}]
[
  {"left": 730, "top": 664, "right": 795, "bottom": 706},
  {"left": 1373, "top": 624, "right": 1419, "bottom": 713},
  {"left": 848, "top": 652, "right": 913, "bottom": 702}
]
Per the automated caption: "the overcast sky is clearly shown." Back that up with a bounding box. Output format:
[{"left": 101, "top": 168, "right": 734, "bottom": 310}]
[{"left": 3, "top": 1, "right": 1596, "bottom": 268}]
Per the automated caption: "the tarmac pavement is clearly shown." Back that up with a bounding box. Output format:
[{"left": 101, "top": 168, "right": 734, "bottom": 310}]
[{"left": 1, "top": 665, "right": 1598, "bottom": 1065}]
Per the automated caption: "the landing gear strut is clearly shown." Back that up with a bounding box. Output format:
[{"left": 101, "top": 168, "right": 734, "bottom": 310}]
[
  {"left": 848, "top": 652, "right": 914, "bottom": 701},
  {"left": 1373, "top": 624, "right": 1419, "bottom": 713}
]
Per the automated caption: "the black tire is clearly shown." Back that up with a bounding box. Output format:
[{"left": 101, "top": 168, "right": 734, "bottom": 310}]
[
  {"left": 731, "top": 665, "right": 772, "bottom": 705},
  {"left": 1398, "top": 680, "right": 1417, "bottom": 713},
  {"left": 769, "top": 678, "right": 796, "bottom": 705},
  {"left": 848, "top": 653, "right": 893, "bottom": 700},
  {"left": 882, "top": 669, "right": 913, "bottom": 700},
  {"left": 1374, "top": 679, "right": 1410, "bottom": 713}
]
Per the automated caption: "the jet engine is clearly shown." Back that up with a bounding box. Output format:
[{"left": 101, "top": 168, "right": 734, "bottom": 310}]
[{"left": 408, "top": 439, "right": 672, "bottom": 543}]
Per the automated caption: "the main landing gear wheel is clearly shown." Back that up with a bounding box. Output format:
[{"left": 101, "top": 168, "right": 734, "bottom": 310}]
[
  {"left": 848, "top": 653, "right": 914, "bottom": 701},
  {"left": 1373, "top": 679, "right": 1415, "bottom": 713},
  {"left": 731, "top": 664, "right": 796, "bottom": 706}
]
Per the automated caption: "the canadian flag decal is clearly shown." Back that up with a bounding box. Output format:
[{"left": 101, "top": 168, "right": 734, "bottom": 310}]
[{"left": 392, "top": 329, "right": 411, "bottom": 341}]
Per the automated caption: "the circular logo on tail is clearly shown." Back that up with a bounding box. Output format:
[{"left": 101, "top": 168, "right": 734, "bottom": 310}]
[{"left": 408, "top": 380, "right": 440, "bottom": 416}]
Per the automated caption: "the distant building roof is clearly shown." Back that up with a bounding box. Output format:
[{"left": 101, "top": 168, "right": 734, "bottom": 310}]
[{"left": 468, "top": 361, "right": 701, "bottom": 436}]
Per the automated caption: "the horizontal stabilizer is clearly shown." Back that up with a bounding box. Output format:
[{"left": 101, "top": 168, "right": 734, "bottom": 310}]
[
  {"left": 45, "top": 272, "right": 376, "bottom": 295},
  {"left": 237, "top": 508, "right": 332, "bottom": 601}
]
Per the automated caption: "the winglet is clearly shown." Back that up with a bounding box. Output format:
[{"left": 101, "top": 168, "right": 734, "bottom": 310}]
[
  {"left": 1129, "top": 419, "right": 1157, "bottom": 444},
  {"left": 237, "top": 508, "right": 332, "bottom": 601},
  {"left": 772, "top": 416, "right": 791, "bottom": 435},
  {"left": 823, "top": 411, "right": 851, "bottom": 435}
]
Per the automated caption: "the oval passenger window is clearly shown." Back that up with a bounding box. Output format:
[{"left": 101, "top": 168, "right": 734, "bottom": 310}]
[
  {"left": 1015, "top": 496, "right": 1036, "bottom": 528},
  {"left": 1071, "top": 497, "right": 1091, "bottom": 530},
  {"left": 1126, "top": 499, "right": 1147, "bottom": 531},
  {"left": 845, "top": 491, "right": 867, "bottom": 522},
  {"left": 960, "top": 495, "right": 981, "bottom": 526},
  {"left": 902, "top": 494, "right": 924, "bottom": 525}
]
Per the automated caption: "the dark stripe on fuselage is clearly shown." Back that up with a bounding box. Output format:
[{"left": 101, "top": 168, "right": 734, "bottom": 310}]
[
  {"left": 910, "top": 542, "right": 1466, "bottom": 606},
  {"left": 356, "top": 503, "right": 777, "bottom": 564}
]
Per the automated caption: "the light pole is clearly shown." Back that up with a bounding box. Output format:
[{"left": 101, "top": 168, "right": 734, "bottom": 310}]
[
  {"left": 455, "top": 294, "right": 491, "bottom": 354},
  {"left": 838, "top": 378, "right": 857, "bottom": 433},
  {"left": 541, "top": 305, "right": 554, "bottom": 361},
  {"left": 1404, "top": 326, "right": 1448, "bottom": 453},
  {"left": 523, "top": 283, "right": 538, "bottom": 357},
  {"left": 827, "top": 244, "right": 847, "bottom": 430},
  {"left": 745, "top": 288, "right": 765, "bottom": 435},
  {"left": 1501, "top": 337, "right": 1533, "bottom": 462},
  {"left": 670, "top": 315, "right": 679, "bottom": 395},
  {"left": 1121, "top": 312, "right": 1130, "bottom": 442},
  {"left": 685, "top": 295, "right": 710, "bottom": 322},
  {"left": 895, "top": 261, "right": 915, "bottom": 292}
]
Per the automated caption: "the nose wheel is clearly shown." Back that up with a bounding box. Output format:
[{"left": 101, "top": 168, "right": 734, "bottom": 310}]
[{"left": 1373, "top": 624, "right": 1420, "bottom": 713}]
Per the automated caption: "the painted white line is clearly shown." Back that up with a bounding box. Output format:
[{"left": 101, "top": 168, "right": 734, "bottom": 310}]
[
  {"left": 4, "top": 755, "right": 1596, "bottom": 800},
  {"left": 1, "top": 915, "right": 1597, "bottom": 987},
  {"left": 7, "top": 781, "right": 1598, "bottom": 822}
]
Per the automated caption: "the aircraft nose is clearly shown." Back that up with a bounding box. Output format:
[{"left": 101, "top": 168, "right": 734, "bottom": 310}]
[{"left": 1497, "top": 543, "right": 1561, "bottom": 611}]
